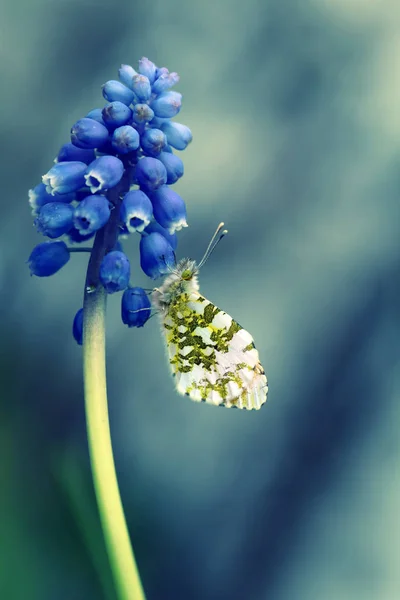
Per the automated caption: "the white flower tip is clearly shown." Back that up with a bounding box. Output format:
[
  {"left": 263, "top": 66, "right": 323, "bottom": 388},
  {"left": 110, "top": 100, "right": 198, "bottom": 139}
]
[
  {"left": 85, "top": 172, "right": 103, "bottom": 194},
  {"left": 169, "top": 219, "right": 188, "bottom": 234},
  {"left": 28, "top": 189, "right": 36, "bottom": 209},
  {"left": 126, "top": 212, "right": 151, "bottom": 233},
  {"left": 42, "top": 173, "right": 56, "bottom": 195}
]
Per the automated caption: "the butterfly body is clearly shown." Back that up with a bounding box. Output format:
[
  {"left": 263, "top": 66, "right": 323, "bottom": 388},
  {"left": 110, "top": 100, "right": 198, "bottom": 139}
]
[{"left": 152, "top": 258, "right": 268, "bottom": 410}]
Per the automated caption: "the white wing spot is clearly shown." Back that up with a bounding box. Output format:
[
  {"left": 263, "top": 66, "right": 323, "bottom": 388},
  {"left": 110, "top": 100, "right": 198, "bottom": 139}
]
[
  {"left": 193, "top": 326, "right": 214, "bottom": 346},
  {"left": 180, "top": 346, "right": 193, "bottom": 357},
  {"left": 211, "top": 311, "right": 232, "bottom": 329}
]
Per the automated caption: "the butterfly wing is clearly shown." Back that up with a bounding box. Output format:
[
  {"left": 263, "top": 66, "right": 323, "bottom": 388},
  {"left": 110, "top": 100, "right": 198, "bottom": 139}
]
[{"left": 161, "top": 291, "right": 268, "bottom": 410}]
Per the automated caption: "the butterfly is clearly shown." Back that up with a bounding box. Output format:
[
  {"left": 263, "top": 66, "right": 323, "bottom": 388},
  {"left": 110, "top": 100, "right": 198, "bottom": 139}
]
[{"left": 152, "top": 223, "right": 268, "bottom": 410}]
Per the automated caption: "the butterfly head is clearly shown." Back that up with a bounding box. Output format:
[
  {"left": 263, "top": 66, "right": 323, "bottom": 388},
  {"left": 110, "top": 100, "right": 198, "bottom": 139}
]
[
  {"left": 151, "top": 223, "right": 227, "bottom": 312},
  {"left": 152, "top": 258, "right": 199, "bottom": 311},
  {"left": 176, "top": 257, "right": 198, "bottom": 280}
]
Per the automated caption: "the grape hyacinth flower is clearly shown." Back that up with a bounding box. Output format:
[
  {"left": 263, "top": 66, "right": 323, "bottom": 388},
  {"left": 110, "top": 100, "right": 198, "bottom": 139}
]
[
  {"left": 121, "top": 287, "right": 151, "bottom": 327},
  {"left": 42, "top": 161, "right": 87, "bottom": 195},
  {"left": 151, "top": 91, "right": 182, "bottom": 118},
  {"left": 140, "top": 231, "right": 176, "bottom": 278},
  {"left": 149, "top": 185, "right": 187, "bottom": 233},
  {"left": 120, "top": 190, "right": 153, "bottom": 233},
  {"left": 102, "top": 80, "right": 135, "bottom": 105},
  {"left": 140, "top": 128, "right": 167, "bottom": 157},
  {"left": 118, "top": 63, "right": 137, "bottom": 87},
  {"left": 152, "top": 71, "right": 180, "bottom": 95},
  {"left": 102, "top": 101, "right": 132, "bottom": 128},
  {"left": 131, "top": 103, "right": 154, "bottom": 124},
  {"left": 161, "top": 121, "right": 193, "bottom": 150},
  {"left": 26, "top": 57, "right": 192, "bottom": 600},
  {"left": 131, "top": 74, "right": 152, "bottom": 102},
  {"left": 28, "top": 241, "right": 70, "bottom": 276},
  {"left": 99, "top": 250, "right": 130, "bottom": 293},
  {"left": 111, "top": 125, "right": 140, "bottom": 154},
  {"left": 135, "top": 156, "right": 167, "bottom": 191},
  {"left": 35, "top": 202, "right": 74, "bottom": 238},
  {"left": 84, "top": 156, "right": 124, "bottom": 193},
  {"left": 138, "top": 57, "right": 157, "bottom": 83},
  {"left": 157, "top": 151, "right": 184, "bottom": 184},
  {"left": 73, "top": 195, "right": 111, "bottom": 235},
  {"left": 29, "top": 183, "right": 75, "bottom": 215},
  {"left": 71, "top": 118, "right": 109, "bottom": 149}
]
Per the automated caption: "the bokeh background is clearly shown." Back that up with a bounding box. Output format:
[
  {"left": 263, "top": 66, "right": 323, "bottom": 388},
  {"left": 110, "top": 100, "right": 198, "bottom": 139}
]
[{"left": 1, "top": 0, "right": 400, "bottom": 598}]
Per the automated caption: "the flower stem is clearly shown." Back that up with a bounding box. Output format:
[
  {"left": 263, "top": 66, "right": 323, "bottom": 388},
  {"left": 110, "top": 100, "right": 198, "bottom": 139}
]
[
  {"left": 83, "top": 286, "right": 145, "bottom": 600},
  {"left": 82, "top": 172, "right": 145, "bottom": 600}
]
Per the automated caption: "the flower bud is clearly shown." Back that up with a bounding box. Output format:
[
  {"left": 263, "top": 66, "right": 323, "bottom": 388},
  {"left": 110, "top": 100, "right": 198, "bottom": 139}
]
[
  {"left": 99, "top": 250, "right": 130, "bottom": 293},
  {"left": 28, "top": 241, "right": 70, "bottom": 276},
  {"left": 121, "top": 287, "right": 151, "bottom": 327},
  {"left": 57, "top": 143, "right": 95, "bottom": 165},
  {"left": 71, "top": 118, "right": 109, "bottom": 149},
  {"left": 85, "top": 156, "right": 124, "bottom": 193},
  {"left": 155, "top": 67, "right": 169, "bottom": 78},
  {"left": 149, "top": 185, "right": 187, "bottom": 233},
  {"left": 73, "top": 195, "right": 110, "bottom": 235},
  {"left": 42, "top": 161, "right": 87, "bottom": 195},
  {"left": 29, "top": 183, "right": 75, "bottom": 214},
  {"left": 144, "top": 220, "right": 177, "bottom": 250},
  {"left": 157, "top": 151, "right": 184, "bottom": 184},
  {"left": 111, "top": 125, "right": 140, "bottom": 154},
  {"left": 161, "top": 121, "right": 193, "bottom": 150},
  {"left": 140, "top": 128, "right": 167, "bottom": 157},
  {"left": 102, "top": 80, "right": 134, "bottom": 105},
  {"left": 102, "top": 101, "right": 132, "bottom": 128},
  {"left": 131, "top": 75, "right": 151, "bottom": 102},
  {"left": 118, "top": 64, "right": 138, "bottom": 88},
  {"left": 151, "top": 91, "right": 182, "bottom": 118},
  {"left": 140, "top": 232, "right": 176, "bottom": 279},
  {"left": 72, "top": 308, "right": 84, "bottom": 345},
  {"left": 35, "top": 202, "right": 74, "bottom": 238},
  {"left": 135, "top": 157, "right": 167, "bottom": 192},
  {"left": 152, "top": 72, "right": 180, "bottom": 95},
  {"left": 138, "top": 57, "right": 157, "bottom": 84},
  {"left": 120, "top": 190, "right": 153, "bottom": 233},
  {"left": 131, "top": 104, "right": 154, "bottom": 124}
]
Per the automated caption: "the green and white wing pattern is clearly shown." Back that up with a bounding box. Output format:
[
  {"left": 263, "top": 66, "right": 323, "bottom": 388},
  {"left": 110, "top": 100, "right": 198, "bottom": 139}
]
[{"left": 161, "top": 291, "right": 268, "bottom": 410}]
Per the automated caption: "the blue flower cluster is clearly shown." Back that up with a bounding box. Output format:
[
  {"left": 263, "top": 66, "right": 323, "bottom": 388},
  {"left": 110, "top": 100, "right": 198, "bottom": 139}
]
[{"left": 27, "top": 58, "right": 192, "bottom": 342}]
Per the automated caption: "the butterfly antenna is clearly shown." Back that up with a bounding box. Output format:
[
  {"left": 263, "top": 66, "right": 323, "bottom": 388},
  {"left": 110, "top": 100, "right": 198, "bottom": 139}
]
[{"left": 198, "top": 222, "right": 228, "bottom": 269}]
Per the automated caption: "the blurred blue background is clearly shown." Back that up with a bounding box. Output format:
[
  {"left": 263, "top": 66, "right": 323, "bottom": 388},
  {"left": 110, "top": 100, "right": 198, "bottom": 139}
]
[{"left": 1, "top": 0, "right": 400, "bottom": 598}]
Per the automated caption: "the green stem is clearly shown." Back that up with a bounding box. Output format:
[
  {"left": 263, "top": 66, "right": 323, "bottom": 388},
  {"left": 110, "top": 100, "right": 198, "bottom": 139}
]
[
  {"left": 82, "top": 171, "right": 145, "bottom": 600},
  {"left": 83, "top": 288, "right": 145, "bottom": 600}
]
